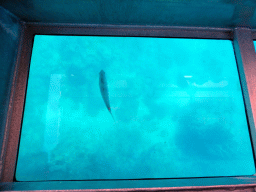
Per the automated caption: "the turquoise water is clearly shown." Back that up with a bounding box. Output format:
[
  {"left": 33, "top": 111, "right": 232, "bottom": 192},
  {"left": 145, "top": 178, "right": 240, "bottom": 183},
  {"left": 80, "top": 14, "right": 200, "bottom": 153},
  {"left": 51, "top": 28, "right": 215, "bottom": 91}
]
[
  {"left": 254, "top": 41, "right": 256, "bottom": 52},
  {"left": 15, "top": 36, "right": 255, "bottom": 181}
]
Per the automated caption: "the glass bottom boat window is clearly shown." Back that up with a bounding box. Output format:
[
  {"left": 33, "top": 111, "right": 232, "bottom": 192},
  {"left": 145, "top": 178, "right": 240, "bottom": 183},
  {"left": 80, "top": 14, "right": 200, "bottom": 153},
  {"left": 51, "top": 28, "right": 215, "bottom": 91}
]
[{"left": 15, "top": 36, "right": 255, "bottom": 181}]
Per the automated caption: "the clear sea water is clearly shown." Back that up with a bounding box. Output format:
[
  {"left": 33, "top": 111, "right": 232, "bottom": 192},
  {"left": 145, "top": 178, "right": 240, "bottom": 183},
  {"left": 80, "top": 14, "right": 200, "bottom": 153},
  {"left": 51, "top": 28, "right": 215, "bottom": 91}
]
[{"left": 15, "top": 35, "right": 255, "bottom": 181}]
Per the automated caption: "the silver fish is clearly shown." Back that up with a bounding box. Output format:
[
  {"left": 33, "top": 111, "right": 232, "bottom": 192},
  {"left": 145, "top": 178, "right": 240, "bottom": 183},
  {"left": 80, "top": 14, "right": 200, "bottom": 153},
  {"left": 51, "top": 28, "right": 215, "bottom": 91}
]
[{"left": 99, "top": 70, "right": 115, "bottom": 120}]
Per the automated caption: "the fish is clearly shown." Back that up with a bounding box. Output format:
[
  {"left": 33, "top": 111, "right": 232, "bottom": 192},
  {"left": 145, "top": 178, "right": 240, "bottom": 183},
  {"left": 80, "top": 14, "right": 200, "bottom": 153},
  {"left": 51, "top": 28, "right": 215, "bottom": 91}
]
[{"left": 99, "top": 70, "right": 115, "bottom": 121}]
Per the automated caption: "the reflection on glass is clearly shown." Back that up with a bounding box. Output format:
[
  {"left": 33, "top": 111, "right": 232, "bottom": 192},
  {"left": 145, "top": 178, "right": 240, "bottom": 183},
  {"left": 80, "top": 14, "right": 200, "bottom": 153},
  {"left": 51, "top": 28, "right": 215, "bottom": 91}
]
[{"left": 16, "top": 36, "right": 255, "bottom": 181}]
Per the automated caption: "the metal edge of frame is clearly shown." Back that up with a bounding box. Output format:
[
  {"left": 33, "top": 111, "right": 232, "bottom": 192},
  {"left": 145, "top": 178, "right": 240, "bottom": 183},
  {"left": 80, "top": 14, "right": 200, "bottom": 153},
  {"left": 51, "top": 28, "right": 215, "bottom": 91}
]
[
  {"left": 233, "top": 27, "right": 256, "bottom": 173},
  {"left": 0, "top": 23, "right": 34, "bottom": 182},
  {"left": 0, "top": 19, "right": 25, "bottom": 181},
  {"left": 25, "top": 22, "right": 234, "bottom": 39}
]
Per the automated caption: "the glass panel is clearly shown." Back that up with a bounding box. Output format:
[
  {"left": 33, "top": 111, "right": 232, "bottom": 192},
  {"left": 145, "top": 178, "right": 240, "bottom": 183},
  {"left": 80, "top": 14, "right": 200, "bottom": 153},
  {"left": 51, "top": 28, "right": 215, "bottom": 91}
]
[
  {"left": 15, "top": 36, "right": 255, "bottom": 181},
  {"left": 253, "top": 41, "right": 256, "bottom": 52}
]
